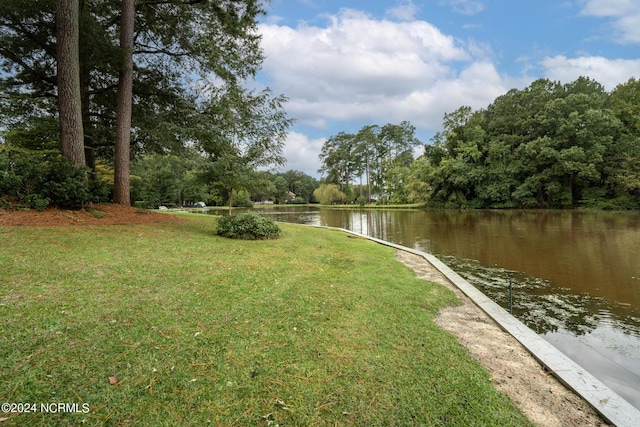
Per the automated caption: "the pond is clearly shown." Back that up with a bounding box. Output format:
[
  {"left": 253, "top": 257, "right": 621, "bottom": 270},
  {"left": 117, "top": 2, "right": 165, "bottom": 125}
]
[{"left": 220, "top": 206, "right": 640, "bottom": 409}]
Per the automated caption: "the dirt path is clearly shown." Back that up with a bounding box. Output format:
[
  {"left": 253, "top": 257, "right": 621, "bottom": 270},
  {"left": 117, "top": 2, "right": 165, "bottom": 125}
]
[{"left": 395, "top": 250, "right": 610, "bottom": 427}]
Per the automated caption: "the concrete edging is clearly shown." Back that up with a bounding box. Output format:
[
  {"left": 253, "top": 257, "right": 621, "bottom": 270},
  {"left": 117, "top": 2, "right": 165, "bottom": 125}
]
[{"left": 321, "top": 226, "right": 640, "bottom": 427}]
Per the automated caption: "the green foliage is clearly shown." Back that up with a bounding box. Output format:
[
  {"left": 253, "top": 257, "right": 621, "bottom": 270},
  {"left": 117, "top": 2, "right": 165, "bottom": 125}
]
[
  {"left": 0, "top": 148, "right": 93, "bottom": 208},
  {"left": 278, "top": 169, "right": 319, "bottom": 202},
  {"left": 198, "top": 84, "right": 293, "bottom": 213},
  {"left": 249, "top": 170, "right": 319, "bottom": 203},
  {"left": 1, "top": 0, "right": 291, "bottom": 211},
  {"left": 216, "top": 212, "right": 282, "bottom": 240},
  {"left": 318, "top": 122, "right": 422, "bottom": 203},
  {"left": 132, "top": 152, "right": 209, "bottom": 207},
  {"left": 0, "top": 0, "right": 267, "bottom": 162},
  {"left": 232, "top": 189, "right": 253, "bottom": 208},
  {"left": 22, "top": 194, "right": 50, "bottom": 211},
  {"left": 313, "top": 183, "right": 346, "bottom": 205},
  {"left": 40, "top": 156, "right": 91, "bottom": 207},
  {"left": 421, "top": 76, "right": 640, "bottom": 209}
]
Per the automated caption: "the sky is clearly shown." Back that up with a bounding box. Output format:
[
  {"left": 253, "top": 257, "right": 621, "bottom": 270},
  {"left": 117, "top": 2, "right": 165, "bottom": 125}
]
[{"left": 254, "top": 0, "right": 640, "bottom": 178}]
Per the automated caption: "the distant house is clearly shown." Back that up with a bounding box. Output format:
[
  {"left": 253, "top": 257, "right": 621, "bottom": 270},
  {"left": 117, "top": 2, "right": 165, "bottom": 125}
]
[{"left": 369, "top": 193, "right": 389, "bottom": 203}]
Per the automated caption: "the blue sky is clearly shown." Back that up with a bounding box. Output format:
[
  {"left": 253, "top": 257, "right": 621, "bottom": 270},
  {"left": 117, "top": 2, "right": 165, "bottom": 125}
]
[{"left": 254, "top": 0, "right": 640, "bottom": 177}]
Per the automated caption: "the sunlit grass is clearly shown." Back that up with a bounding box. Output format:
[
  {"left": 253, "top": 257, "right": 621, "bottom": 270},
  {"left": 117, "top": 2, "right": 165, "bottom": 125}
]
[{"left": 0, "top": 214, "right": 532, "bottom": 426}]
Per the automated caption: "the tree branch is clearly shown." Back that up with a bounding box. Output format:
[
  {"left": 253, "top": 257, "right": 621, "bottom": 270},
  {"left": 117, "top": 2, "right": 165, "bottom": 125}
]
[
  {"left": 0, "top": 47, "right": 57, "bottom": 86},
  {"left": 134, "top": 46, "right": 190, "bottom": 57},
  {"left": 137, "top": 0, "right": 204, "bottom": 6}
]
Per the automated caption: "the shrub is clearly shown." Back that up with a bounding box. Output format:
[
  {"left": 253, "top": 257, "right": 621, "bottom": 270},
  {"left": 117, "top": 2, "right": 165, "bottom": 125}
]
[
  {"left": 0, "top": 149, "right": 93, "bottom": 208},
  {"left": 133, "top": 200, "right": 154, "bottom": 209},
  {"left": 40, "top": 156, "right": 91, "bottom": 207},
  {"left": 216, "top": 212, "right": 282, "bottom": 240},
  {"left": 23, "top": 194, "right": 51, "bottom": 211},
  {"left": 0, "top": 198, "right": 12, "bottom": 210}
]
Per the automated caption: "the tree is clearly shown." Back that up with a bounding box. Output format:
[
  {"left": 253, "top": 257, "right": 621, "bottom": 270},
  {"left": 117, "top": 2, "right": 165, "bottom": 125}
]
[
  {"left": 313, "top": 184, "right": 346, "bottom": 205},
  {"left": 354, "top": 125, "right": 381, "bottom": 202},
  {"left": 318, "top": 132, "right": 358, "bottom": 191},
  {"left": 272, "top": 175, "right": 289, "bottom": 203},
  {"left": 55, "top": 0, "right": 85, "bottom": 167},
  {"left": 131, "top": 148, "right": 211, "bottom": 207},
  {"left": 603, "top": 78, "right": 640, "bottom": 206},
  {"left": 198, "top": 84, "right": 292, "bottom": 214},
  {"left": 249, "top": 171, "right": 279, "bottom": 202},
  {"left": 1, "top": 0, "right": 268, "bottom": 204},
  {"left": 113, "top": 0, "right": 135, "bottom": 205},
  {"left": 418, "top": 76, "right": 639, "bottom": 209},
  {"left": 319, "top": 122, "right": 422, "bottom": 203},
  {"left": 279, "top": 170, "right": 319, "bottom": 203}
]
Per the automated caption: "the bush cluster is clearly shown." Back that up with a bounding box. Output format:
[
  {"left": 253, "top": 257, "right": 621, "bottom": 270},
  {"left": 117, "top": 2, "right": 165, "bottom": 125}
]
[
  {"left": 216, "top": 212, "right": 282, "bottom": 240},
  {"left": 0, "top": 149, "right": 108, "bottom": 210}
]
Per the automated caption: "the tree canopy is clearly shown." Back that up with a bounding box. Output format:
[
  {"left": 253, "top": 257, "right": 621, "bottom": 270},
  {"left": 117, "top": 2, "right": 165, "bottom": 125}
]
[
  {"left": 423, "top": 77, "right": 640, "bottom": 209},
  {"left": 318, "top": 121, "right": 422, "bottom": 203},
  {"left": 317, "top": 77, "right": 640, "bottom": 209},
  {"left": 1, "top": 0, "right": 283, "bottom": 206}
]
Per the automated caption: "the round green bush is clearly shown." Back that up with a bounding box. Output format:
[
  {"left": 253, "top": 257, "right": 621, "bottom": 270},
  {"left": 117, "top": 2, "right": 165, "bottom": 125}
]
[{"left": 216, "top": 212, "right": 282, "bottom": 240}]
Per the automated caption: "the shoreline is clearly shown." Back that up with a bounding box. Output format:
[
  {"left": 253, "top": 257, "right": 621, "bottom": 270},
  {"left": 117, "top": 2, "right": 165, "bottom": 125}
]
[
  {"left": 316, "top": 226, "right": 640, "bottom": 427},
  {"left": 395, "top": 249, "right": 610, "bottom": 427}
]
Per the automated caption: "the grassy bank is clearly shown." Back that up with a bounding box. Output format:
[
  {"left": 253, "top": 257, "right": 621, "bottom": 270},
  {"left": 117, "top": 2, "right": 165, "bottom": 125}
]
[{"left": 0, "top": 214, "right": 532, "bottom": 426}]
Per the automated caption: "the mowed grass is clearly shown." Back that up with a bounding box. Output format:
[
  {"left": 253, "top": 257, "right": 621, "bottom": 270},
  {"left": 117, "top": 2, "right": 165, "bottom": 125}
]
[{"left": 0, "top": 214, "right": 533, "bottom": 426}]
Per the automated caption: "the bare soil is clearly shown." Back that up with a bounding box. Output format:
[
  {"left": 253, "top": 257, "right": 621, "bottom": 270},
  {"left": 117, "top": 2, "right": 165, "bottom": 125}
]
[{"left": 396, "top": 250, "right": 610, "bottom": 427}]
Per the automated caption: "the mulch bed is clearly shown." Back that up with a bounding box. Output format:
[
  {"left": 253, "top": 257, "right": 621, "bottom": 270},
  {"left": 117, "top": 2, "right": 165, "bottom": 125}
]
[{"left": 0, "top": 204, "right": 184, "bottom": 227}]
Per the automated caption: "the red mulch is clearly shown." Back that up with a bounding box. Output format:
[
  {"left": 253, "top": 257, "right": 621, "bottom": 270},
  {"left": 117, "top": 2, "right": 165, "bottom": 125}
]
[{"left": 0, "top": 204, "right": 185, "bottom": 227}]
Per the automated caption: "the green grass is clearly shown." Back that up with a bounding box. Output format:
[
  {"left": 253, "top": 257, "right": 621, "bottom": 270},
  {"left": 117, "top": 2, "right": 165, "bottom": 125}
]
[{"left": 0, "top": 214, "right": 533, "bottom": 426}]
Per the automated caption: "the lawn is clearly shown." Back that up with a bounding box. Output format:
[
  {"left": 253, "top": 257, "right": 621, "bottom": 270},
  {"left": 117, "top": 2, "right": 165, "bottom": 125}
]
[{"left": 0, "top": 214, "right": 533, "bottom": 426}]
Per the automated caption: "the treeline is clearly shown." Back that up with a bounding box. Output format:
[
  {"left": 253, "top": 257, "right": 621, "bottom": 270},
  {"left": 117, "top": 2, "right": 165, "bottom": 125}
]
[
  {"left": 129, "top": 151, "right": 318, "bottom": 208},
  {"left": 316, "top": 121, "right": 422, "bottom": 204},
  {"left": 426, "top": 77, "right": 640, "bottom": 209},
  {"left": 318, "top": 76, "right": 640, "bottom": 209}
]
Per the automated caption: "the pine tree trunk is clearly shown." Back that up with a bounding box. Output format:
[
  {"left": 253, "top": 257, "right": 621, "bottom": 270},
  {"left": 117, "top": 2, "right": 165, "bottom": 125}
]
[
  {"left": 56, "top": 0, "right": 86, "bottom": 167},
  {"left": 80, "top": 54, "right": 95, "bottom": 176},
  {"left": 113, "top": 0, "right": 135, "bottom": 206}
]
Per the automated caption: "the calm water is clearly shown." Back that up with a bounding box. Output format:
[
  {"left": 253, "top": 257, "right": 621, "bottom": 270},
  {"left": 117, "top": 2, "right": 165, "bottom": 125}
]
[{"left": 244, "top": 206, "right": 640, "bottom": 409}]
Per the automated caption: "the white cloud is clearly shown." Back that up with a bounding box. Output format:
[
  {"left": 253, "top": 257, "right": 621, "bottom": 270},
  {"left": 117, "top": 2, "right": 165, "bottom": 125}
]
[
  {"left": 540, "top": 55, "right": 640, "bottom": 90},
  {"left": 279, "top": 131, "right": 326, "bottom": 177},
  {"left": 386, "top": 0, "right": 420, "bottom": 21},
  {"left": 258, "top": 8, "right": 508, "bottom": 133},
  {"left": 579, "top": 0, "right": 640, "bottom": 44},
  {"left": 256, "top": 7, "right": 518, "bottom": 173},
  {"left": 439, "top": 0, "right": 486, "bottom": 16}
]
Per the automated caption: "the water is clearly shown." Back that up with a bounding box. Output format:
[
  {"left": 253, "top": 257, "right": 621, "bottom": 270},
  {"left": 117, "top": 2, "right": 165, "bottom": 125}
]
[{"left": 223, "top": 206, "right": 640, "bottom": 408}]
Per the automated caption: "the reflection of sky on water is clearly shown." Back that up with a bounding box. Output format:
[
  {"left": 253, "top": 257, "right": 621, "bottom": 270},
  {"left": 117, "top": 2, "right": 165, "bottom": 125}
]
[{"left": 543, "top": 324, "right": 640, "bottom": 409}]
